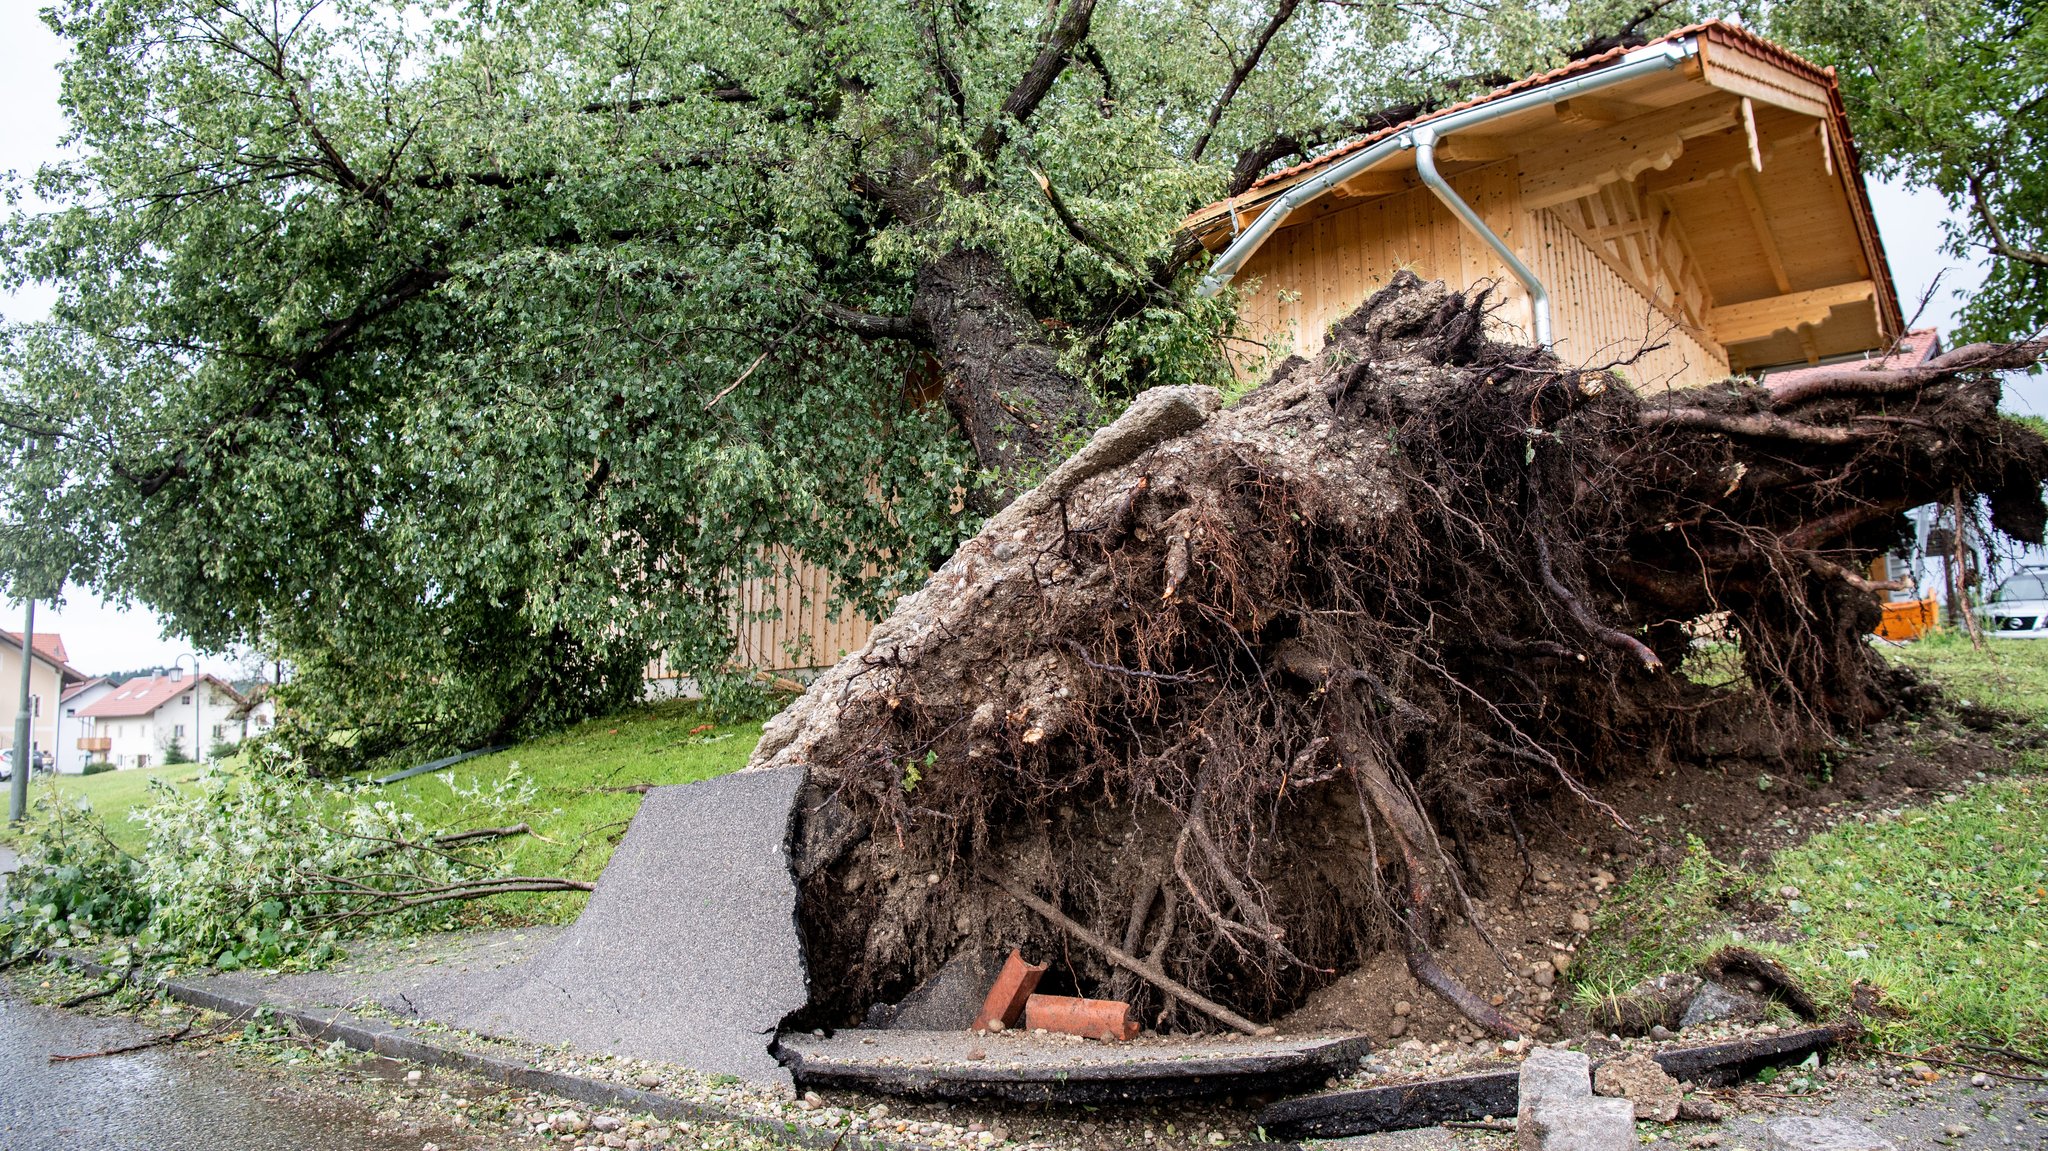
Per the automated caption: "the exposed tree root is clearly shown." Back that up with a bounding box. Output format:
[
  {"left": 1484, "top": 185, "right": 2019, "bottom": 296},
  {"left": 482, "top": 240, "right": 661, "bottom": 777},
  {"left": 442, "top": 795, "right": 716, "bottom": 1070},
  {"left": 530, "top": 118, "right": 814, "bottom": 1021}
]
[{"left": 753, "top": 273, "right": 2048, "bottom": 1033}]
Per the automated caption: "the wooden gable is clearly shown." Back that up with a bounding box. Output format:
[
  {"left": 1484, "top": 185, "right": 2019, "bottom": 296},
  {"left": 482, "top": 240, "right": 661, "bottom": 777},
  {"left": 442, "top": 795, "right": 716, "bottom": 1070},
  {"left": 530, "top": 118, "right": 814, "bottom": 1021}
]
[{"left": 1189, "top": 22, "right": 1902, "bottom": 388}]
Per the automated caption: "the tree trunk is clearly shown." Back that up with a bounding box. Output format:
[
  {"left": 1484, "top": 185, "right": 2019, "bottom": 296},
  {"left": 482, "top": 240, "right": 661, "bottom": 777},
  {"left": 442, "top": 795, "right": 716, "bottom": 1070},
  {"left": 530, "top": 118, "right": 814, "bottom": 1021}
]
[{"left": 911, "top": 248, "right": 1099, "bottom": 505}]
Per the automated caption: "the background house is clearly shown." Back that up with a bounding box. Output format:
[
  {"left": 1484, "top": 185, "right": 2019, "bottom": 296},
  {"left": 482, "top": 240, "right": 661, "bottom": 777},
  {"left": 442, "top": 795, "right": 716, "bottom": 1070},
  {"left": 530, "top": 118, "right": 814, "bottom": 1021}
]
[
  {"left": 0, "top": 630, "right": 88, "bottom": 771},
  {"left": 59, "top": 676, "right": 117, "bottom": 773},
  {"left": 75, "top": 671, "right": 248, "bottom": 770}
]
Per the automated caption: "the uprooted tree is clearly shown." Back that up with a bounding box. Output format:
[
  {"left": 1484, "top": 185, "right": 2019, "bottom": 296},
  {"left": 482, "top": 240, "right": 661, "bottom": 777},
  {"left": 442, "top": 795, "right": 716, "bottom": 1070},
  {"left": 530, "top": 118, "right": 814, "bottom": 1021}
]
[{"left": 756, "top": 274, "right": 2048, "bottom": 1036}]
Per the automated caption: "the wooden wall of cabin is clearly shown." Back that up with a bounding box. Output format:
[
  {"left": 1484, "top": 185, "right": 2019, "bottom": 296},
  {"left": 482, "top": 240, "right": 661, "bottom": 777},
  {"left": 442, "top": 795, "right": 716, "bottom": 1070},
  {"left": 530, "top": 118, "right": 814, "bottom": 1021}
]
[
  {"left": 644, "top": 551, "right": 874, "bottom": 682},
  {"left": 1229, "top": 161, "right": 1730, "bottom": 389}
]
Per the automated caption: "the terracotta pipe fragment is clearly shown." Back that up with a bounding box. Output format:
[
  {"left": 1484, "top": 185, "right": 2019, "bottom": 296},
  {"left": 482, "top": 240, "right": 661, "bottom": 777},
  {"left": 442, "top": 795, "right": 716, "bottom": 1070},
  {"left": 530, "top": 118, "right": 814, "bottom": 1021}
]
[
  {"left": 1023, "top": 994, "right": 1140, "bottom": 1042},
  {"left": 973, "top": 949, "right": 1047, "bottom": 1032}
]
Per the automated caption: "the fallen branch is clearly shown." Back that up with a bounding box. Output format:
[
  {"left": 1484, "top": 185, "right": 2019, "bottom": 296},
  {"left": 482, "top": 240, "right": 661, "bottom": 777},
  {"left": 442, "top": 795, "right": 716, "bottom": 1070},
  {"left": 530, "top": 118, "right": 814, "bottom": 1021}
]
[
  {"left": 304, "top": 873, "right": 596, "bottom": 922},
  {"left": 1765, "top": 339, "right": 2047, "bottom": 409},
  {"left": 990, "top": 873, "right": 1270, "bottom": 1036},
  {"left": 58, "top": 964, "right": 138, "bottom": 1009},
  {"left": 49, "top": 1023, "right": 229, "bottom": 1062},
  {"left": 432, "top": 822, "right": 530, "bottom": 847}
]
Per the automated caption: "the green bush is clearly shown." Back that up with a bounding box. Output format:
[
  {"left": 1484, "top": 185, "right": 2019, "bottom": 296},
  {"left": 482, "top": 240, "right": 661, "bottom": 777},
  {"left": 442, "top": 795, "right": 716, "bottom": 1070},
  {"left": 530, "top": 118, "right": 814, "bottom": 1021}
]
[
  {"left": 80, "top": 761, "right": 115, "bottom": 776},
  {"left": 0, "top": 796, "right": 151, "bottom": 962},
  {"left": 4, "top": 747, "right": 537, "bottom": 970}
]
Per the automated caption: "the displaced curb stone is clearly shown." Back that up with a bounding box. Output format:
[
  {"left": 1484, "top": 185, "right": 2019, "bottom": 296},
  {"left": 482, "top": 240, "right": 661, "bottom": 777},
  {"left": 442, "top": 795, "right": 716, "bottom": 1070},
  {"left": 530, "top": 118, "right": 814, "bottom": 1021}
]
[
  {"left": 1517, "top": 1048, "right": 1632, "bottom": 1151},
  {"left": 1763, "top": 1117, "right": 1897, "bottom": 1150}
]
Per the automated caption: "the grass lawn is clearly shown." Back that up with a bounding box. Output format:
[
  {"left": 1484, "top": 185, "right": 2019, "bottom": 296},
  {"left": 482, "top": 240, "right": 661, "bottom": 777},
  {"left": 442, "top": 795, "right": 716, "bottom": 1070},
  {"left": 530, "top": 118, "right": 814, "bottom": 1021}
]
[
  {"left": 371, "top": 700, "right": 763, "bottom": 922},
  {"left": 1578, "top": 630, "right": 2048, "bottom": 1055},
  {"left": 2, "top": 763, "right": 205, "bottom": 854}
]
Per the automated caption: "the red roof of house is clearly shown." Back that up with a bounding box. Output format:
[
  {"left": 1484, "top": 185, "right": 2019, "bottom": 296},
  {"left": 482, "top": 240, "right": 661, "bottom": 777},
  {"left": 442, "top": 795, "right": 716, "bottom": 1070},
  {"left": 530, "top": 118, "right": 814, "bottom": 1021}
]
[
  {"left": 60, "top": 676, "right": 108, "bottom": 703},
  {"left": 77, "top": 673, "right": 245, "bottom": 719},
  {"left": 0, "top": 630, "right": 70, "bottom": 667},
  {"left": 1759, "top": 328, "right": 1940, "bottom": 385}
]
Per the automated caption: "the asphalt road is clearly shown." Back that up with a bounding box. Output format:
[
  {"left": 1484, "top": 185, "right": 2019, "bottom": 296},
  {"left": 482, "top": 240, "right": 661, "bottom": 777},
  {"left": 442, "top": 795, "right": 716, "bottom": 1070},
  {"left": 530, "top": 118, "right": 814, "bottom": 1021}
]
[{"left": 0, "top": 989, "right": 480, "bottom": 1151}]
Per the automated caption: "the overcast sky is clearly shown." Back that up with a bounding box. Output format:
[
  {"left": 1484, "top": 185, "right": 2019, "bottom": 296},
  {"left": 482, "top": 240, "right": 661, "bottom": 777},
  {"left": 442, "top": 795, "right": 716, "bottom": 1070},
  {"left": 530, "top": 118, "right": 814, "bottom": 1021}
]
[{"left": 0, "top": 7, "right": 2032, "bottom": 672}]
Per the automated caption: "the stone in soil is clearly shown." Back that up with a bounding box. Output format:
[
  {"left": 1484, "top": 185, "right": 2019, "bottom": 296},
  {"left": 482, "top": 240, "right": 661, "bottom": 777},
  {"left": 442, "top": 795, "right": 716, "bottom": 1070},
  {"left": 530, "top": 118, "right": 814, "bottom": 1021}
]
[
  {"left": 1679, "top": 980, "right": 1768, "bottom": 1030},
  {"left": 1762, "top": 1117, "right": 1897, "bottom": 1150},
  {"left": 1592, "top": 1051, "right": 1682, "bottom": 1122}
]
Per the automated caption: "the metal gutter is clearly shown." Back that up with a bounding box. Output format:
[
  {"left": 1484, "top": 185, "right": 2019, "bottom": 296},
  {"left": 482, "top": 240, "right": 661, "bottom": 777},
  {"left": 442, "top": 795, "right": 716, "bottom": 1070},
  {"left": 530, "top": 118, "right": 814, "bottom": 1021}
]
[
  {"left": 1411, "top": 126, "right": 1553, "bottom": 345},
  {"left": 1196, "top": 37, "right": 1702, "bottom": 328}
]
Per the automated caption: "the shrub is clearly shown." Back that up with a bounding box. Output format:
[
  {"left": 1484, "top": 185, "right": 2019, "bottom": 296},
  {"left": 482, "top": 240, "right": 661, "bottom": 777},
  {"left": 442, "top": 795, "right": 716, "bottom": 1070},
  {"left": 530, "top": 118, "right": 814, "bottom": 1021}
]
[
  {"left": 80, "top": 761, "right": 115, "bottom": 776},
  {"left": 0, "top": 796, "right": 151, "bottom": 962}
]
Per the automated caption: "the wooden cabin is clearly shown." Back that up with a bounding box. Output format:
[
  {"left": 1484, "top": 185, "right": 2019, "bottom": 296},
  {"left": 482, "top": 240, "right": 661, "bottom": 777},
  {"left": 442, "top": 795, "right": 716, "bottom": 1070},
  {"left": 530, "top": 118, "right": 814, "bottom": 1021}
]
[{"left": 1186, "top": 20, "right": 1904, "bottom": 389}]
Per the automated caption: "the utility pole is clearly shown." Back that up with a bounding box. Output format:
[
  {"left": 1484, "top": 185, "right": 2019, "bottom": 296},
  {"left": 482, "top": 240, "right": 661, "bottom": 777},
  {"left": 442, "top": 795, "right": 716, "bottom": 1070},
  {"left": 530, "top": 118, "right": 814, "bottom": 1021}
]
[{"left": 11, "top": 598, "right": 35, "bottom": 823}]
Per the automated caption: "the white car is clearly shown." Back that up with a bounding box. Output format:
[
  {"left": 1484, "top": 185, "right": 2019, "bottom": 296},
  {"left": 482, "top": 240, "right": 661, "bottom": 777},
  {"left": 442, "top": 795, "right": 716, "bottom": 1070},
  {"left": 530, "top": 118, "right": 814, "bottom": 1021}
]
[{"left": 1980, "top": 572, "right": 2048, "bottom": 637}]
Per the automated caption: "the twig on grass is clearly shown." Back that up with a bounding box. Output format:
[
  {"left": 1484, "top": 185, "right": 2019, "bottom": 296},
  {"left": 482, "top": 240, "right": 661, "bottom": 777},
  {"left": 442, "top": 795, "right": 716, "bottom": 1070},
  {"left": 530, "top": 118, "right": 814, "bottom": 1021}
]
[
  {"left": 432, "top": 822, "right": 530, "bottom": 846},
  {"left": 58, "top": 964, "right": 138, "bottom": 1009}
]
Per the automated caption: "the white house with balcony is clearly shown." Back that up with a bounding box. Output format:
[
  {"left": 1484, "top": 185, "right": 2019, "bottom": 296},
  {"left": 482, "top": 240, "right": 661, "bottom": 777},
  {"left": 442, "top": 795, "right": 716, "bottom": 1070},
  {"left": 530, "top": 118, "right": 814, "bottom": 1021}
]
[{"left": 75, "top": 671, "right": 249, "bottom": 770}]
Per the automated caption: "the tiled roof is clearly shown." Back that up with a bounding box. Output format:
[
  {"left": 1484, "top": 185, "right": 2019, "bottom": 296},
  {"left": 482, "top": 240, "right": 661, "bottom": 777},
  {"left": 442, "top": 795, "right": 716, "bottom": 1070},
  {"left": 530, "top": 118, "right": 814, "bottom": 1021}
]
[
  {"left": 0, "top": 629, "right": 70, "bottom": 667},
  {"left": 78, "top": 673, "right": 245, "bottom": 719},
  {"left": 1759, "top": 328, "right": 1939, "bottom": 384}
]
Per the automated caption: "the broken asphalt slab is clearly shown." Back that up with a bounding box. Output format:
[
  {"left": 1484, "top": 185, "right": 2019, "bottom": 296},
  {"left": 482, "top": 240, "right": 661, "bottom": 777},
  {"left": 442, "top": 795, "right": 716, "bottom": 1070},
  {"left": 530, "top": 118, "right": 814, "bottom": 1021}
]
[
  {"left": 778, "top": 1030, "right": 1371, "bottom": 1103},
  {"left": 1256, "top": 1025, "right": 1852, "bottom": 1139},
  {"left": 393, "top": 766, "right": 810, "bottom": 1083}
]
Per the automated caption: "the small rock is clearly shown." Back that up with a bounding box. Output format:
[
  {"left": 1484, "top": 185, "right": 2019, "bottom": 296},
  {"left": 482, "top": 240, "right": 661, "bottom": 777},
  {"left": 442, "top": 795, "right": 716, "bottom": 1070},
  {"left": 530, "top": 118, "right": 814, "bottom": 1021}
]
[
  {"left": 867, "top": 1103, "right": 891, "bottom": 1120},
  {"left": 1550, "top": 951, "right": 1572, "bottom": 974},
  {"left": 1393, "top": 1001, "right": 1412, "bottom": 1017},
  {"left": 1688, "top": 1136, "right": 1724, "bottom": 1149},
  {"left": 1761, "top": 1117, "right": 1896, "bottom": 1150},
  {"left": 602, "top": 1136, "right": 628, "bottom": 1149},
  {"left": 1568, "top": 911, "right": 1591, "bottom": 933},
  {"left": 1679, "top": 981, "right": 1767, "bottom": 1029},
  {"left": 967, "top": 1047, "right": 987, "bottom": 1060},
  {"left": 1592, "top": 1051, "right": 1683, "bottom": 1122},
  {"left": 976, "top": 1134, "right": 995, "bottom": 1146},
  {"left": 635, "top": 1070, "right": 662, "bottom": 1088},
  {"left": 1592, "top": 869, "right": 1617, "bottom": 889},
  {"left": 1969, "top": 1072, "right": 1993, "bottom": 1088},
  {"left": 1533, "top": 965, "right": 1556, "bottom": 988},
  {"left": 592, "top": 1117, "right": 622, "bottom": 1132},
  {"left": 1649, "top": 1025, "right": 1675, "bottom": 1041},
  {"left": 1685, "top": 1093, "right": 1729, "bottom": 1122},
  {"left": 405, "top": 1070, "right": 423, "bottom": 1085},
  {"left": 1779, "top": 885, "right": 1802, "bottom": 900},
  {"left": 986, "top": 1019, "right": 1005, "bottom": 1033},
  {"left": 647, "top": 1128, "right": 672, "bottom": 1141},
  {"left": 1386, "top": 1019, "right": 1406, "bottom": 1038},
  {"left": 1942, "top": 1124, "right": 1971, "bottom": 1138},
  {"left": 422, "top": 1144, "right": 440, "bottom": 1151},
  {"left": 797, "top": 1092, "right": 824, "bottom": 1111},
  {"left": 990, "top": 1128, "right": 1009, "bottom": 1143}
]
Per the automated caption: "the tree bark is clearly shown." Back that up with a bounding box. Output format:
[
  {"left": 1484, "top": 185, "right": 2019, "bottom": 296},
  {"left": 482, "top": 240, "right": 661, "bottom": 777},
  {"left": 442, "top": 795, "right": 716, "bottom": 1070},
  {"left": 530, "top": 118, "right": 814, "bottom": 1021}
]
[{"left": 910, "top": 248, "right": 1099, "bottom": 506}]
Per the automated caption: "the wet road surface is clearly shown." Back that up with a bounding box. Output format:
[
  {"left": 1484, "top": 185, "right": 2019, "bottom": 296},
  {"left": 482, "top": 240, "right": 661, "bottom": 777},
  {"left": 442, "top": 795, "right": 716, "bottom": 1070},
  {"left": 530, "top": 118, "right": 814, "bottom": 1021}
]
[{"left": 0, "top": 988, "right": 496, "bottom": 1151}]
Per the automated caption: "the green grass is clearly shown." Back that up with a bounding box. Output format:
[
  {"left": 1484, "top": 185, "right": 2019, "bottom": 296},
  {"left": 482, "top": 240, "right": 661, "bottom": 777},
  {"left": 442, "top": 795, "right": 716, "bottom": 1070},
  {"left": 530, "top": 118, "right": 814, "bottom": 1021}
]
[
  {"left": 6, "top": 700, "right": 764, "bottom": 925},
  {"left": 369, "top": 700, "right": 763, "bottom": 922},
  {"left": 2, "top": 763, "right": 205, "bottom": 854},
  {"left": 1579, "top": 633, "right": 2048, "bottom": 1054},
  {"left": 1887, "top": 628, "right": 2048, "bottom": 715}
]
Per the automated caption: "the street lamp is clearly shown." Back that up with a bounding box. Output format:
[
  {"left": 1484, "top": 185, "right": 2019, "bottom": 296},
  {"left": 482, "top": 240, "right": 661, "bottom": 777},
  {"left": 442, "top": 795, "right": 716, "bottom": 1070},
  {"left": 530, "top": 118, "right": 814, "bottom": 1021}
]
[{"left": 173, "top": 653, "right": 203, "bottom": 766}]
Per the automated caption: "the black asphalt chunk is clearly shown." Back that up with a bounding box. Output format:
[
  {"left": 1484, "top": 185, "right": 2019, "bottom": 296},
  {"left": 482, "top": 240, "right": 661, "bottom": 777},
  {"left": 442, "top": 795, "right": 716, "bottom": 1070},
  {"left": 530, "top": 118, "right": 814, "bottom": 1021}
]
[
  {"left": 777, "top": 1029, "right": 1370, "bottom": 1103},
  {"left": 398, "top": 767, "right": 809, "bottom": 1083}
]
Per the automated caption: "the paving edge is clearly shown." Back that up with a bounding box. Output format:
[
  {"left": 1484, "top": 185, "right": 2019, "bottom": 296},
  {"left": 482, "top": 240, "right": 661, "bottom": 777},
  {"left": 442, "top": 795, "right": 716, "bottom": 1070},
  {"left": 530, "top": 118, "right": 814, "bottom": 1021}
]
[{"left": 45, "top": 949, "right": 898, "bottom": 1151}]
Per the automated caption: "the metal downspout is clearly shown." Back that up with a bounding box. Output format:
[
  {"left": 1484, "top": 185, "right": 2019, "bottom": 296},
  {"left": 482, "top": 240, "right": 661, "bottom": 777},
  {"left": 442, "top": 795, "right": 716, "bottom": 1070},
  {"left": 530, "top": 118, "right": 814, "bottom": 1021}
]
[
  {"left": 1410, "top": 126, "right": 1552, "bottom": 346},
  {"left": 1195, "top": 39, "right": 1699, "bottom": 304}
]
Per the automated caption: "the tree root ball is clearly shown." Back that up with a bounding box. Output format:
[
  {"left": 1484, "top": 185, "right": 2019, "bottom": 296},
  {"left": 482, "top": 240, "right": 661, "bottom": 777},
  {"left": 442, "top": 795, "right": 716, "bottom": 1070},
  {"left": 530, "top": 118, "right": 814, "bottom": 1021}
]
[{"left": 749, "top": 272, "right": 2048, "bottom": 1035}]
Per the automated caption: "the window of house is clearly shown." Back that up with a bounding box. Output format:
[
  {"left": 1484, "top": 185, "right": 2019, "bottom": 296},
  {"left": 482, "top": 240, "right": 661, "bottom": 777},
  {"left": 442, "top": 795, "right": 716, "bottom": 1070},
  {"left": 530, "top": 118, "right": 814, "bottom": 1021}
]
[
  {"left": 30, "top": 694, "right": 40, "bottom": 717},
  {"left": 181, "top": 695, "right": 192, "bottom": 706},
  {"left": 212, "top": 724, "right": 226, "bottom": 741},
  {"left": 173, "top": 723, "right": 186, "bottom": 739}
]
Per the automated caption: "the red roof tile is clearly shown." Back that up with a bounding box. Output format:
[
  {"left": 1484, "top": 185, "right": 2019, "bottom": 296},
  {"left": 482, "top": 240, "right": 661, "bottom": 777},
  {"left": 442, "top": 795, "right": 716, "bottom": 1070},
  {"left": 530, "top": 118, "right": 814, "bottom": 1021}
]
[{"left": 1759, "top": 328, "right": 1940, "bottom": 384}]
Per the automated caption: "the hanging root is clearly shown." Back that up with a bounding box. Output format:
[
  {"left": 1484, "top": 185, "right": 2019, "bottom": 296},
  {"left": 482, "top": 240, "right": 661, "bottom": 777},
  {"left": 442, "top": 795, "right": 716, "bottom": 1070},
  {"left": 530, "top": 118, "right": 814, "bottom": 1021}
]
[{"left": 756, "top": 272, "right": 2048, "bottom": 1033}]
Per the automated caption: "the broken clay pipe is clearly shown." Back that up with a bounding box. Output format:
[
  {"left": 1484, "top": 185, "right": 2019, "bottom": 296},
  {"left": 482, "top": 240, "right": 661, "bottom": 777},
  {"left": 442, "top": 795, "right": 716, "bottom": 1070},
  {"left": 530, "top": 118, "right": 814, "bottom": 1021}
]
[
  {"left": 1023, "top": 994, "right": 1141, "bottom": 1042},
  {"left": 973, "top": 949, "right": 1048, "bottom": 1032}
]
